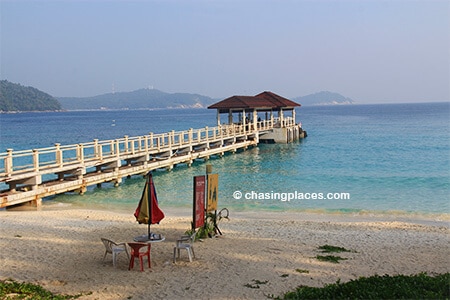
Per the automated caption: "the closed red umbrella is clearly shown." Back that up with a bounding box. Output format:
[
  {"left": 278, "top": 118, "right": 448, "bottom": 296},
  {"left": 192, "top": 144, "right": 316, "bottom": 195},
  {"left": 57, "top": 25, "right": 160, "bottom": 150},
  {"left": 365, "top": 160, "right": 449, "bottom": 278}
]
[{"left": 134, "top": 172, "right": 164, "bottom": 241}]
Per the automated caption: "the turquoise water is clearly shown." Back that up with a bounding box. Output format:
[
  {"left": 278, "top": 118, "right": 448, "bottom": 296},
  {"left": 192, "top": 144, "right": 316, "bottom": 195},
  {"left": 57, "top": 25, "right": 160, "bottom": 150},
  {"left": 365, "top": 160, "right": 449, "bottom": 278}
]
[{"left": 1, "top": 103, "right": 449, "bottom": 216}]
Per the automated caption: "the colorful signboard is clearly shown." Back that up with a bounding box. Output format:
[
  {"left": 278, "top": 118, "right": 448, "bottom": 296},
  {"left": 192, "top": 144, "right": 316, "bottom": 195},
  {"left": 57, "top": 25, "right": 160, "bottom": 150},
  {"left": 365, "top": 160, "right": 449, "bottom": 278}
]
[
  {"left": 207, "top": 173, "right": 219, "bottom": 212},
  {"left": 193, "top": 175, "right": 205, "bottom": 229}
]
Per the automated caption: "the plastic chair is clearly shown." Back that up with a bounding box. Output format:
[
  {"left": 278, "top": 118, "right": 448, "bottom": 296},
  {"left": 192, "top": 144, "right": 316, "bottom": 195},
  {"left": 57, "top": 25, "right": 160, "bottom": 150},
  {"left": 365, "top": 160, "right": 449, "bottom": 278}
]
[
  {"left": 101, "top": 238, "right": 130, "bottom": 268},
  {"left": 128, "top": 242, "right": 151, "bottom": 271},
  {"left": 173, "top": 231, "right": 197, "bottom": 263}
]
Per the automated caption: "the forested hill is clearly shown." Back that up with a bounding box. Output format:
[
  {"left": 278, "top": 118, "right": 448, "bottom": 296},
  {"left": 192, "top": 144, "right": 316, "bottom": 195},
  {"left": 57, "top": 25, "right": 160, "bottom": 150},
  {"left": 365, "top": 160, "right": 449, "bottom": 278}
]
[
  {"left": 58, "top": 88, "right": 216, "bottom": 110},
  {"left": 0, "top": 80, "right": 62, "bottom": 112}
]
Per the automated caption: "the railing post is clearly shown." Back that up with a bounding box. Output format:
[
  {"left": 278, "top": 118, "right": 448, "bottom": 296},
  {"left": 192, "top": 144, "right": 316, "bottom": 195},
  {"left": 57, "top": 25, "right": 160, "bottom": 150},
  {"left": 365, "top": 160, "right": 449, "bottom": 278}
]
[
  {"left": 124, "top": 136, "right": 129, "bottom": 152},
  {"left": 93, "top": 139, "right": 101, "bottom": 160},
  {"left": 33, "top": 149, "right": 39, "bottom": 172},
  {"left": 5, "top": 149, "right": 13, "bottom": 175},
  {"left": 55, "top": 143, "right": 63, "bottom": 167},
  {"left": 168, "top": 132, "right": 172, "bottom": 149},
  {"left": 149, "top": 133, "right": 154, "bottom": 149},
  {"left": 115, "top": 140, "right": 120, "bottom": 157},
  {"left": 94, "top": 139, "right": 99, "bottom": 158},
  {"left": 131, "top": 137, "right": 136, "bottom": 154},
  {"left": 77, "top": 144, "right": 84, "bottom": 164},
  {"left": 144, "top": 135, "right": 149, "bottom": 152}
]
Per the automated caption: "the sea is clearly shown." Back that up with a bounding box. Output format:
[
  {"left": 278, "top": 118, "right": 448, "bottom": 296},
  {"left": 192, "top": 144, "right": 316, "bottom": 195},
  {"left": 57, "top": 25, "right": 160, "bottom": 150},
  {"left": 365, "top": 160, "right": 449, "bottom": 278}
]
[{"left": 0, "top": 102, "right": 449, "bottom": 218}]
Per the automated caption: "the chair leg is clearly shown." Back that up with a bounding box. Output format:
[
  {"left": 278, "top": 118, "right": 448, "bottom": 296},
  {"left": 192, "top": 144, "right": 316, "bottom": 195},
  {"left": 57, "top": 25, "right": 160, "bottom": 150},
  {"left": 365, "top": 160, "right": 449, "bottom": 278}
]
[
  {"left": 112, "top": 253, "right": 117, "bottom": 268},
  {"left": 128, "top": 256, "right": 135, "bottom": 270},
  {"left": 139, "top": 256, "right": 144, "bottom": 272},
  {"left": 173, "top": 247, "right": 176, "bottom": 263},
  {"left": 187, "top": 249, "right": 192, "bottom": 262},
  {"left": 191, "top": 246, "right": 195, "bottom": 259}
]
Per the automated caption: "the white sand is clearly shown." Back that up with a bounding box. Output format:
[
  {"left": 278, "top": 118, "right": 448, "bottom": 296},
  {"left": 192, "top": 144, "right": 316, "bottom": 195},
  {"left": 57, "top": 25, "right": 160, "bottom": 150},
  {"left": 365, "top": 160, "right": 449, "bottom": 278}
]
[{"left": 0, "top": 207, "right": 449, "bottom": 299}]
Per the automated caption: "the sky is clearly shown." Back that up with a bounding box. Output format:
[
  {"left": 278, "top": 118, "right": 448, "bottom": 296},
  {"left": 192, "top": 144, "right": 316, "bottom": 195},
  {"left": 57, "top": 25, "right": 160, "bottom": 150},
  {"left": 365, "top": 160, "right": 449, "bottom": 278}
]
[{"left": 1, "top": 0, "right": 449, "bottom": 103}]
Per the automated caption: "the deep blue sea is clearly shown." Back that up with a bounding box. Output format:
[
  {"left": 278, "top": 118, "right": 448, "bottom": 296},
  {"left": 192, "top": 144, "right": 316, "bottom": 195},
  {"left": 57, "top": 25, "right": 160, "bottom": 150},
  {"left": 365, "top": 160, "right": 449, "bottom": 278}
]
[{"left": 1, "top": 103, "right": 449, "bottom": 217}]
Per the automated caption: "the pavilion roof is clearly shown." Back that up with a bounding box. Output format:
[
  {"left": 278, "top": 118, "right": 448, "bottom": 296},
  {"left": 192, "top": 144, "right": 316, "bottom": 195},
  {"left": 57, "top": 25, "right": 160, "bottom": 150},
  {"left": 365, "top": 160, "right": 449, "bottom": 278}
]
[{"left": 208, "top": 91, "right": 300, "bottom": 113}]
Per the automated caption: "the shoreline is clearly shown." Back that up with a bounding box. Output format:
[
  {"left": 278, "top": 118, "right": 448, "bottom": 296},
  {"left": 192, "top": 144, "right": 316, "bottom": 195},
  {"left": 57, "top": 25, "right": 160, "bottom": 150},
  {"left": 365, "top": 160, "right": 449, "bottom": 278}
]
[
  {"left": 1, "top": 207, "right": 449, "bottom": 299},
  {"left": 39, "top": 201, "right": 450, "bottom": 227}
]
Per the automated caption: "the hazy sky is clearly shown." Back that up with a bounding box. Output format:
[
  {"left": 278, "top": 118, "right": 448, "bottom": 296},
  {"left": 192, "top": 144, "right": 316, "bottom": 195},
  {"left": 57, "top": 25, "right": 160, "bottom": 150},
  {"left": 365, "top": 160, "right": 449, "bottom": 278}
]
[{"left": 1, "top": 0, "right": 449, "bottom": 103}]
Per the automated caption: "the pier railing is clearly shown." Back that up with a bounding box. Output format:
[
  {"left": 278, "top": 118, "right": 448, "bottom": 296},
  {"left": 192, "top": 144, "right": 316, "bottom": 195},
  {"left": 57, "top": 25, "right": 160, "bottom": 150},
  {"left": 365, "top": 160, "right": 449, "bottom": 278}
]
[
  {"left": 0, "top": 119, "right": 280, "bottom": 181},
  {"left": 0, "top": 115, "right": 308, "bottom": 208}
]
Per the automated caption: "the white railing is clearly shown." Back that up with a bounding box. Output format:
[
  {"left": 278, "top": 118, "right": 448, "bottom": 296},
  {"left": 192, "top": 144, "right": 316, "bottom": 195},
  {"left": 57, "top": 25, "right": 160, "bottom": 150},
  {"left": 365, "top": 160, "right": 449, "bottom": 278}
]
[{"left": 0, "top": 121, "right": 279, "bottom": 180}]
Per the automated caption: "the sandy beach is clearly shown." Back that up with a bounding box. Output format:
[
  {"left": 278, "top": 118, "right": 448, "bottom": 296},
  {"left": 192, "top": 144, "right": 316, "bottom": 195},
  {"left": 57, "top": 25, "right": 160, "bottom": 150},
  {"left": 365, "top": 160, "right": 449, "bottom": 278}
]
[{"left": 0, "top": 207, "right": 449, "bottom": 299}]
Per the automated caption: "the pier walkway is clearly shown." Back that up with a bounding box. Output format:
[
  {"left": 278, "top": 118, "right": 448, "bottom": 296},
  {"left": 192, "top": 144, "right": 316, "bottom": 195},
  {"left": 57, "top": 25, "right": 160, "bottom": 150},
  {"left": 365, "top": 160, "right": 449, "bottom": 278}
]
[{"left": 0, "top": 118, "right": 303, "bottom": 208}]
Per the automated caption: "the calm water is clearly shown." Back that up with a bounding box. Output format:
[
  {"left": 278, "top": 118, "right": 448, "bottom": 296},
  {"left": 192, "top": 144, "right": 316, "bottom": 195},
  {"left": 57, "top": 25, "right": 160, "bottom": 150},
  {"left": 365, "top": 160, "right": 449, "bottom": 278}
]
[{"left": 1, "top": 103, "right": 449, "bottom": 216}]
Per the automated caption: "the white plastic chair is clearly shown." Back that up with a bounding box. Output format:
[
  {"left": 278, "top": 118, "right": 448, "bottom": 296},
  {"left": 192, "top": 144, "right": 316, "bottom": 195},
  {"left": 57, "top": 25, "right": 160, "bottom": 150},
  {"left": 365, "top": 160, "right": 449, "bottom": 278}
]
[
  {"left": 101, "top": 238, "right": 130, "bottom": 267},
  {"left": 173, "top": 231, "right": 197, "bottom": 263}
]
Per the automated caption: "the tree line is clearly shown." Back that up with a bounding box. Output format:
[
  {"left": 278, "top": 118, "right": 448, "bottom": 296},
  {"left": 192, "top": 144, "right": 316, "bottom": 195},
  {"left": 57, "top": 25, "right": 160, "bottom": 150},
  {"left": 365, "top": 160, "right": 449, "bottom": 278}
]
[{"left": 0, "top": 80, "right": 62, "bottom": 112}]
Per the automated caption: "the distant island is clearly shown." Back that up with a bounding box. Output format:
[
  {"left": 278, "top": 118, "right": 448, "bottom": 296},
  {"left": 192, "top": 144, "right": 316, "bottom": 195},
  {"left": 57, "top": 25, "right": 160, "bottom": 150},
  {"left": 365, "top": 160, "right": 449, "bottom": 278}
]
[
  {"left": 60, "top": 89, "right": 354, "bottom": 110},
  {"left": 57, "top": 88, "right": 216, "bottom": 110},
  {"left": 0, "top": 80, "right": 62, "bottom": 112},
  {"left": 294, "top": 91, "right": 354, "bottom": 106},
  {"left": 0, "top": 80, "right": 354, "bottom": 112}
]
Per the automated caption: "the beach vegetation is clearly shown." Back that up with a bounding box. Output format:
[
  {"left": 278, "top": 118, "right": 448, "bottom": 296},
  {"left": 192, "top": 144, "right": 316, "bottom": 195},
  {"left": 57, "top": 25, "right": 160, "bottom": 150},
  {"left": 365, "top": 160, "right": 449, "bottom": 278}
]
[
  {"left": 196, "top": 213, "right": 216, "bottom": 239},
  {"left": 295, "top": 269, "right": 309, "bottom": 274},
  {"left": 191, "top": 208, "right": 230, "bottom": 239},
  {"left": 315, "top": 255, "right": 347, "bottom": 263},
  {"left": 244, "top": 279, "right": 269, "bottom": 289},
  {"left": 314, "top": 245, "right": 354, "bottom": 263},
  {"left": 0, "top": 278, "right": 86, "bottom": 299},
  {"left": 318, "top": 244, "right": 355, "bottom": 253},
  {"left": 277, "top": 272, "right": 450, "bottom": 299}
]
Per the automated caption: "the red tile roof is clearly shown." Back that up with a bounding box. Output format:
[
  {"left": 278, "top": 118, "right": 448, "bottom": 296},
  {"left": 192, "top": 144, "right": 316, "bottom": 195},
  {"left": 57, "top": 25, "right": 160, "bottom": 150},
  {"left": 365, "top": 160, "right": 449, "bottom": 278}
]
[{"left": 208, "top": 91, "right": 300, "bottom": 112}]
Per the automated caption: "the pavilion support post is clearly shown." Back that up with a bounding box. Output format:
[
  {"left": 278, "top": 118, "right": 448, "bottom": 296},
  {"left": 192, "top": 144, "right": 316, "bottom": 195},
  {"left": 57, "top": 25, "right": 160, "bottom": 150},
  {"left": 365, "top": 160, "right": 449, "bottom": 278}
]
[
  {"left": 243, "top": 109, "right": 246, "bottom": 133},
  {"left": 253, "top": 109, "right": 257, "bottom": 131},
  {"left": 279, "top": 109, "right": 284, "bottom": 127}
]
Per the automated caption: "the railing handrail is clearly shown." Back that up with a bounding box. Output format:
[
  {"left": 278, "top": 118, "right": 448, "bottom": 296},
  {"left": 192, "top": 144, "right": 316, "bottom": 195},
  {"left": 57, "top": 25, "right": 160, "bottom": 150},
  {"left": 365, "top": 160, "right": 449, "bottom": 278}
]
[{"left": 0, "top": 122, "right": 279, "bottom": 177}]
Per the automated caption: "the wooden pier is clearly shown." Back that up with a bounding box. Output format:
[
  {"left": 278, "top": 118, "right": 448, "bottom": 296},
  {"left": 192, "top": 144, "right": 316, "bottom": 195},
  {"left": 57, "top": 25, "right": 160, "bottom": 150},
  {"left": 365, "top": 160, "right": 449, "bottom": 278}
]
[
  {"left": 0, "top": 119, "right": 304, "bottom": 208},
  {"left": 1, "top": 91, "right": 306, "bottom": 208}
]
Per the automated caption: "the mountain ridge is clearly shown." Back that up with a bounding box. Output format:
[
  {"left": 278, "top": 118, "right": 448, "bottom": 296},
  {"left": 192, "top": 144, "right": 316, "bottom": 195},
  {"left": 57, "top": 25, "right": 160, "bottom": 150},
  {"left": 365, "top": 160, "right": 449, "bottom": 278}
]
[
  {"left": 58, "top": 88, "right": 216, "bottom": 110},
  {"left": 59, "top": 89, "right": 354, "bottom": 110},
  {"left": 0, "top": 80, "right": 355, "bottom": 112},
  {"left": 294, "top": 91, "right": 354, "bottom": 106}
]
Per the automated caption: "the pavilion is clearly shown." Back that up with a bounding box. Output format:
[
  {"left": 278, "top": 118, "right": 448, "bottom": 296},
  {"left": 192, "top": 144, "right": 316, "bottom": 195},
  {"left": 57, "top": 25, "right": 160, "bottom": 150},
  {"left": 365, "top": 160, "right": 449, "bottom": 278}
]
[{"left": 208, "top": 91, "right": 306, "bottom": 143}]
